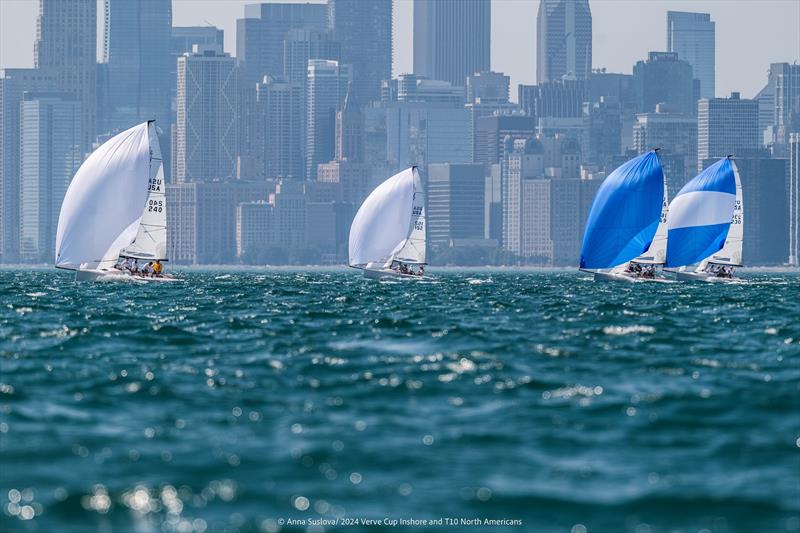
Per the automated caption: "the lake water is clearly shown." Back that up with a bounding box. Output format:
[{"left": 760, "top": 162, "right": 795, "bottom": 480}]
[{"left": 1, "top": 268, "right": 798, "bottom": 532}]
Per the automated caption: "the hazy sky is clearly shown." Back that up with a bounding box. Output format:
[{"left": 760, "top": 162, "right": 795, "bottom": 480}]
[{"left": 1, "top": 0, "right": 798, "bottom": 100}]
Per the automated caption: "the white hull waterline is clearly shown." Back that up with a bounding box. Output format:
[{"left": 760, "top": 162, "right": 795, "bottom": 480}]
[
  {"left": 592, "top": 271, "right": 669, "bottom": 283},
  {"left": 670, "top": 269, "right": 739, "bottom": 283},
  {"left": 361, "top": 267, "right": 428, "bottom": 280},
  {"left": 75, "top": 269, "right": 181, "bottom": 283}
]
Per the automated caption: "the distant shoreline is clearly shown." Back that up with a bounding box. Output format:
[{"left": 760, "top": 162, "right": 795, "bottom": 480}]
[{"left": 3, "top": 264, "right": 799, "bottom": 273}]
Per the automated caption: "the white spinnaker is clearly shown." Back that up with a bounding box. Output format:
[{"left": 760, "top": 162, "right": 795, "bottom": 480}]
[
  {"left": 391, "top": 167, "right": 426, "bottom": 264},
  {"left": 696, "top": 159, "right": 744, "bottom": 270},
  {"left": 55, "top": 122, "right": 151, "bottom": 270},
  {"left": 119, "top": 122, "right": 167, "bottom": 260},
  {"left": 348, "top": 168, "right": 416, "bottom": 267}
]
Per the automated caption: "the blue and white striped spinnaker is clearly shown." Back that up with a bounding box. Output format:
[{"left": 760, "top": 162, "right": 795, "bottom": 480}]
[
  {"left": 665, "top": 157, "right": 742, "bottom": 268},
  {"left": 580, "top": 151, "right": 665, "bottom": 269}
]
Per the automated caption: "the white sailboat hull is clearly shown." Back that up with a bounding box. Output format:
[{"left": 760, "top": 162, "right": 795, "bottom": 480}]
[
  {"left": 593, "top": 271, "right": 638, "bottom": 283},
  {"left": 75, "top": 269, "right": 181, "bottom": 283},
  {"left": 673, "top": 270, "right": 738, "bottom": 283},
  {"left": 592, "top": 271, "right": 670, "bottom": 283},
  {"left": 362, "top": 267, "right": 427, "bottom": 280}
]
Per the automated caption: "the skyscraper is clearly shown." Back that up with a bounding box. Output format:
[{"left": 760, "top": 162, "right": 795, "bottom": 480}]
[
  {"left": 306, "top": 60, "right": 351, "bottom": 179},
  {"left": 103, "top": 0, "right": 172, "bottom": 133},
  {"left": 175, "top": 46, "right": 238, "bottom": 182},
  {"left": 256, "top": 76, "right": 304, "bottom": 179},
  {"left": 170, "top": 27, "right": 225, "bottom": 103},
  {"left": 790, "top": 133, "right": 800, "bottom": 266},
  {"left": 0, "top": 68, "right": 56, "bottom": 263},
  {"left": 473, "top": 115, "right": 536, "bottom": 167},
  {"left": 413, "top": 0, "right": 490, "bottom": 86},
  {"left": 236, "top": 3, "right": 327, "bottom": 87},
  {"left": 19, "top": 93, "right": 82, "bottom": 263},
  {"left": 582, "top": 97, "right": 622, "bottom": 167},
  {"left": 633, "top": 52, "right": 696, "bottom": 116},
  {"left": 335, "top": 88, "right": 364, "bottom": 162},
  {"left": 697, "top": 92, "right": 760, "bottom": 170},
  {"left": 667, "top": 11, "right": 715, "bottom": 99},
  {"left": 427, "top": 164, "right": 486, "bottom": 248},
  {"left": 771, "top": 63, "right": 800, "bottom": 152},
  {"left": 385, "top": 76, "right": 471, "bottom": 169},
  {"left": 328, "top": 0, "right": 392, "bottom": 104},
  {"left": 536, "top": 0, "right": 592, "bottom": 83},
  {"left": 633, "top": 104, "right": 697, "bottom": 195},
  {"left": 466, "top": 71, "right": 510, "bottom": 105},
  {"left": 501, "top": 137, "right": 598, "bottom": 264},
  {"left": 283, "top": 29, "right": 341, "bottom": 86},
  {"left": 35, "top": 0, "right": 96, "bottom": 151}
]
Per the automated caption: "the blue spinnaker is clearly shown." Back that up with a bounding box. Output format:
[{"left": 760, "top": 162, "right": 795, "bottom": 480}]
[
  {"left": 665, "top": 158, "right": 736, "bottom": 267},
  {"left": 580, "top": 151, "right": 664, "bottom": 269}
]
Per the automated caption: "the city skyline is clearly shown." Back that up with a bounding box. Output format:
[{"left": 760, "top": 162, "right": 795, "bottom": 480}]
[
  {"left": 0, "top": 0, "right": 797, "bottom": 267},
  {"left": 0, "top": 0, "right": 798, "bottom": 100}
]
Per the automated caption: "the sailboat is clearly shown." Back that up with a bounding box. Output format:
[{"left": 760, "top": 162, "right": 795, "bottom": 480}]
[
  {"left": 55, "top": 121, "right": 176, "bottom": 282},
  {"left": 579, "top": 150, "right": 669, "bottom": 282},
  {"left": 348, "top": 167, "right": 427, "bottom": 279},
  {"left": 665, "top": 156, "right": 743, "bottom": 282}
]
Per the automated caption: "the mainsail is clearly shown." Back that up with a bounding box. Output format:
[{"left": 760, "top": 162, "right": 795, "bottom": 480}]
[
  {"left": 580, "top": 151, "right": 665, "bottom": 270},
  {"left": 119, "top": 122, "right": 167, "bottom": 261},
  {"left": 348, "top": 167, "right": 426, "bottom": 268},
  {"left": 665, "top": 157, "right": 742, "bottom": 269}
]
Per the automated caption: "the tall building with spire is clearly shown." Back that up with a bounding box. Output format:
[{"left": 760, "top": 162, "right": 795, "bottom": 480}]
[
  {"left": 536, "top": 0, "right": 592, "bottom": 83},
  {"left": 34, "top": 0, "right": 96, "bottom": 151},
  {"left": 335, "top": 86, "right": 364, "bottom": 162},
  {"left": 306, "top": 60, "right": 352, "bottom": 180},
  {"left": 667, "top": 11, "right": 715, "bottom": 99},
  {"left": 328, "top": 0, "right": 392, "bottom": 104},
  {"left": 413, "top": 0, "right": 490, "bottom": 87}
]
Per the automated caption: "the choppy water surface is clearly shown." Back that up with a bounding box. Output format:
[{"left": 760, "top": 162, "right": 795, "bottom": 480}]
[{"left": 0, "top": 268, "right": 798, "bottom": 533}]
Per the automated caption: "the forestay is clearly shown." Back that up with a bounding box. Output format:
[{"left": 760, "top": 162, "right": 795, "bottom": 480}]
[
  {"left": 55, "top": 122, "right": 151, "bottom": 270},
  {"left": 119, "top": 122, "right": 167, "bottom": 261},
  {"left": 580, "top": 151, "right": 664, "bottom": 270},
  {"left": 349, "top": 168, "right": 418, "bottom": 267},
  {"left": 665, "top": 157, "right": 741, "bottom": 268}
]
